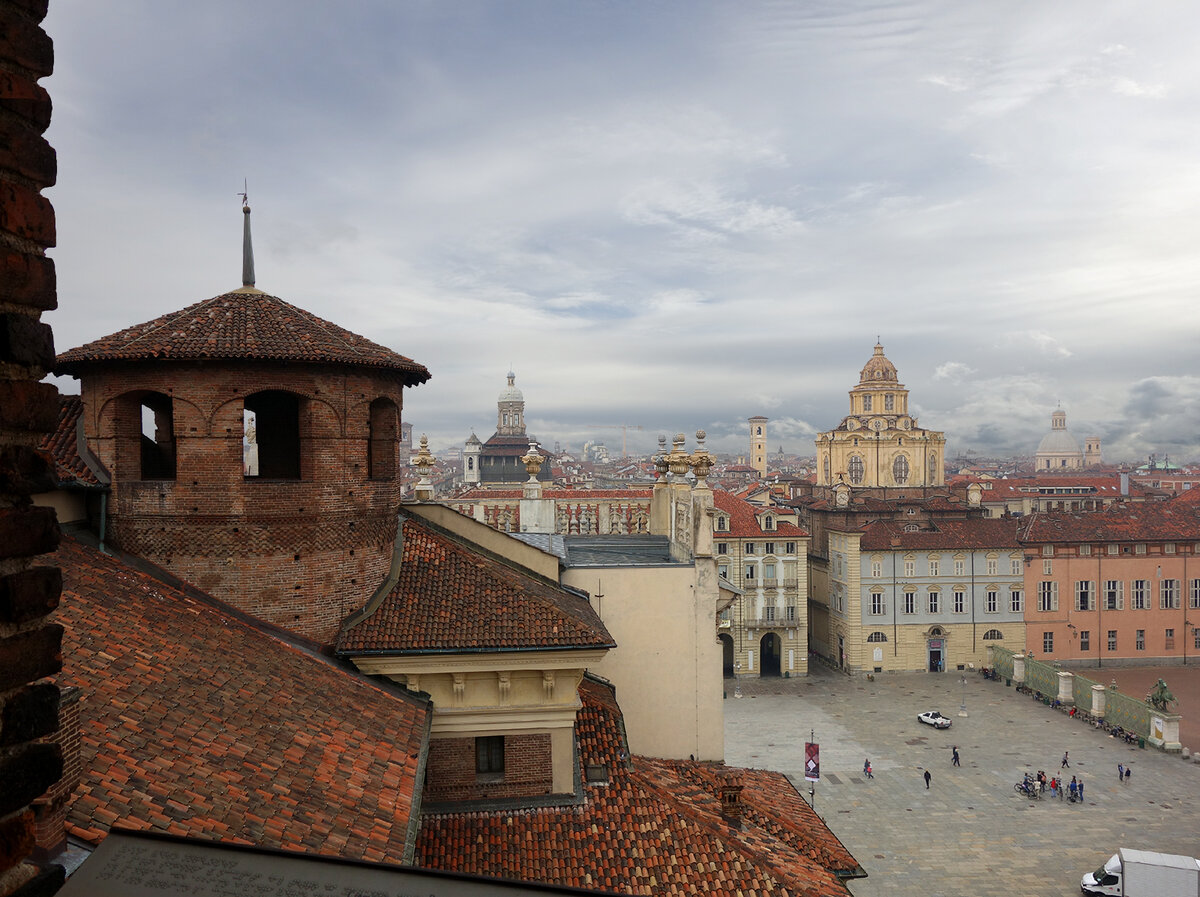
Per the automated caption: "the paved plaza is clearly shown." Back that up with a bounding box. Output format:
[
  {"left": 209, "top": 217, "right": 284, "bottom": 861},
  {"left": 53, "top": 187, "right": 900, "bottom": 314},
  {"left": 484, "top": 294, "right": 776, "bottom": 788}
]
[{"left": 724, "top": 666, "right": 1200, "bottom": 897}]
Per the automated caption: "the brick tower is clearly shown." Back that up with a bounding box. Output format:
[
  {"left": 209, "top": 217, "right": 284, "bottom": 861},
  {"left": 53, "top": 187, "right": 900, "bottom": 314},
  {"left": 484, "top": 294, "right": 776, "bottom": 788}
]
[{"left": 55, "top": 204, "right": 430, "bottom": 644}]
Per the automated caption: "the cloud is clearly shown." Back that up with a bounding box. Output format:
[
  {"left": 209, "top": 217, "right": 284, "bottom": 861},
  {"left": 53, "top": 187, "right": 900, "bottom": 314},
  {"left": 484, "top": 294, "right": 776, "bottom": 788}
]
[{"left": 932, "top": 362, "right": 976, "bottom": 382}]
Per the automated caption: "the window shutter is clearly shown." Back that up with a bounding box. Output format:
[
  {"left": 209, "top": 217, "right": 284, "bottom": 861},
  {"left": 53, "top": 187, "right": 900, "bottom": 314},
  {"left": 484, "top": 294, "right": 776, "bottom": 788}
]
[{"left": 1052, "top": 582, "right": 1059, "bottom": 612}]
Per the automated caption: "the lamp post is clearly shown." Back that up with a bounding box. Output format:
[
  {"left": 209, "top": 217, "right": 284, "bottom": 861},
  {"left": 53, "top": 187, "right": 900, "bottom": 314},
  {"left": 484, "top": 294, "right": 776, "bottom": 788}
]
[{"left": 959, "top": 675, "right": 968, "bottom": 717}]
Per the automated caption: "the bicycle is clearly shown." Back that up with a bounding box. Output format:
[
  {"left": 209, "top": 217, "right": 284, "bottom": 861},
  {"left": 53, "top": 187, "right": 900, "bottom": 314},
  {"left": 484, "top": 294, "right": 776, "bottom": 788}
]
[{"left": 1014, "top": 780, "right": 1041, "bottom": 799}]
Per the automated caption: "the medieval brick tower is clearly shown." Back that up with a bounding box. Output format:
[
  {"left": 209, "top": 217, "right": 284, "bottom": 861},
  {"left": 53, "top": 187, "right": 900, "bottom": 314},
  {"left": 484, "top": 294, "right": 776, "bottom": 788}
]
[{"left": 55, "top": 204, "right": 430, "bottom": 644}]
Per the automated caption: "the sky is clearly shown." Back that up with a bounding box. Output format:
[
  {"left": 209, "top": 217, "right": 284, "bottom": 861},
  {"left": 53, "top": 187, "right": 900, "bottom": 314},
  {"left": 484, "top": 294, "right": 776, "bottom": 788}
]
[{"left": 41, "top": 1, "right": 1200, "bottom": 465}]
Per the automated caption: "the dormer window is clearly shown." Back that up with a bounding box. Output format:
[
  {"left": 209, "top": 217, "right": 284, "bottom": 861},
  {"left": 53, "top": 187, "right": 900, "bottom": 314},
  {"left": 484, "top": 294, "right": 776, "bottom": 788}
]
[
  {"left": 716, "top": 517, "right": 727, "bottom": 531},
  {"left": 763, "top": 516, "right": 774, "bottom": 530}
]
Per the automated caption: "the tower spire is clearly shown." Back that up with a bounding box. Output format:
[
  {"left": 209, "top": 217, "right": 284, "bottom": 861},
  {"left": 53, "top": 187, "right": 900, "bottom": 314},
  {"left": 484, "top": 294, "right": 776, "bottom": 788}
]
[{"left": 239, "top": 182, "right": 255, "bottom": 288}]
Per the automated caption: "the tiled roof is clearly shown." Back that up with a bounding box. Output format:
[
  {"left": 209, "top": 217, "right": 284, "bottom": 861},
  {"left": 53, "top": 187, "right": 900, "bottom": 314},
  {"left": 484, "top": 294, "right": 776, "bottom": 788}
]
[
  {"left": 455, "top": 488, "right": 652, "bottom": 501},
  {"left": 337, "top": 513, "right": 615, "bottom": 654},
  {"left": 969, "top": 475, "right": 1150, "bottom": 500},
  {"left": 1173, "top": 487, "right": 1200, "bottom": 504},
  {"left": 859, "top": 518, "right": 1020, "bottom": 550},
  {"left": 713, "top": 489, "right": 807, "bottom": 538},
  {"left": 55, "top": 289, "right": 431, "bottom": 385},
  {"left": 1017, "top": 503, "right": 1200, "bottom": 543},
  {"left": 417, "top": 677, "right": 861, "bottom": 896},
  {"left": 46, "top": 537, "right": 430, "bottom": 862},
  {"left": 39, "top": 396, "right": 105, "bottom": 486}
]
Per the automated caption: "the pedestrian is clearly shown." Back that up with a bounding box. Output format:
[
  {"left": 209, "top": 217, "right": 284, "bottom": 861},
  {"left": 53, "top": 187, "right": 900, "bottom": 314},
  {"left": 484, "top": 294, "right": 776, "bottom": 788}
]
[
  {"left": 924, "top": 769, "right": 931, "bottom": 789},
  {"left": 864, "top": 759, "right": 873, "bottom": 779},
  {"left": 1118, "top": 762, "right": 1124, "bottom": 781},
  {"left": 1077, "top": 777, "right": 1084, "bottom": 803},
  {"left": 1049, "top": 776, "right": 1058, "bottom": 798},
  {"left": 1061, "top": 751, "right": 1070, "bottom": 768},
  {"left": 952, "top": 746, "right": 960, "bottom": 767},
  {"left": 1125, "top": 766, "right": 1131, "bottom": 782},
  {"left": 1068, "top": 778, "right": 1078, "bottom": 802}
]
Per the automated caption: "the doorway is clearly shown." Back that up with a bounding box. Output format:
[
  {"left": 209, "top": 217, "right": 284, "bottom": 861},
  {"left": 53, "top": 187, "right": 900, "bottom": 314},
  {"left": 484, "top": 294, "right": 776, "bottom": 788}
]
[
  {"left": 928, "top": 637, "right": 944, "bottom": 672},
  {"left": 760, "top": 633, "right": 782, "bottom": 677},
  {"left": 719, "top": 634, "right": 735, "bottom": 678}
]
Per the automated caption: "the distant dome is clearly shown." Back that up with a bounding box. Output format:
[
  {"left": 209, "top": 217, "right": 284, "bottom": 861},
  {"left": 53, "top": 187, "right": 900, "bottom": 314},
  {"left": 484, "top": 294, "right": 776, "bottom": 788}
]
[
  {"left": 499, "top": 370, "right": 523, "bottom": 403},
  {"left": 1037, "top": 428, "right": 1081, "bottom": 455},
  {"left": 859, "top": 343, "right": 898, "bottom": 385}
]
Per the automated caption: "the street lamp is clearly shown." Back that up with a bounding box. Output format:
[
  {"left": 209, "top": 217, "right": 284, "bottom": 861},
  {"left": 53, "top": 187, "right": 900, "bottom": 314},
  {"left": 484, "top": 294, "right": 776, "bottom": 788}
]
[{"left": 959, "top": 675, "right": 968, "bottom": 717}]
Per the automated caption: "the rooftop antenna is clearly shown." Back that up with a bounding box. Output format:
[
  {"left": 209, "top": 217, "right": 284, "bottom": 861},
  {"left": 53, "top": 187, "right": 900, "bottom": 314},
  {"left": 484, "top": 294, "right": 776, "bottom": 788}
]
[{"left": 238, "top": 180, "right": 255, "bottom": 288}]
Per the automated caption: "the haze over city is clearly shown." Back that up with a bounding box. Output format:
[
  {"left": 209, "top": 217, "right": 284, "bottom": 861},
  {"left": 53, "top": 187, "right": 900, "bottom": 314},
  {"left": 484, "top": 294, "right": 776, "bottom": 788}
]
[{"left": 43, "top": 1, "right": 1200, "bottom": 463}]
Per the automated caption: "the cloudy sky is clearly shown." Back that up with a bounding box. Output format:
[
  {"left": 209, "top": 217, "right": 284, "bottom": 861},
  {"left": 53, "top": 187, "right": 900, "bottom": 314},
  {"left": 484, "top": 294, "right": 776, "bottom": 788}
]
[{"left": 43, "top": 1, "right": 1200, "bottom": 464}]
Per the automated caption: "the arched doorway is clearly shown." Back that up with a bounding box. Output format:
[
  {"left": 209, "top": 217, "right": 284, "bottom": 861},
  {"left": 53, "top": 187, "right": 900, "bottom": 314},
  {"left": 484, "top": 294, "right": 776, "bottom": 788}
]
[
  {"left": 760, "top": 633, "right": 782, "bottom": 677},
  {"left": 927, "top": 627, "right": 946, "bottom": 672},
  {"left": 719, "top": 633, "right": 735, "bottom": 678}
]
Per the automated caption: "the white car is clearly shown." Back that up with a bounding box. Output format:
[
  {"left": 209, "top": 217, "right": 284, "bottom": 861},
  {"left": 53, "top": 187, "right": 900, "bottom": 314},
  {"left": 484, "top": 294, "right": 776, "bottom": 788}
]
[{"left": 917, "top": 710, "right": 952, "bottom": 729}]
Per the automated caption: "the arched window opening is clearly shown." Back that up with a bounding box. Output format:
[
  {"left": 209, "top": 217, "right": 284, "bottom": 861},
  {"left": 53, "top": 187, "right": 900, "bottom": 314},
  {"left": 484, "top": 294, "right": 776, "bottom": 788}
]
[
  {"left": 823, "top": 455, "right": 831, "bottom": 482},
  {"left": 893, "top": 454, "right": 910, "bottom": 484},
  {"left": 245, "top": 390, "right": 302, "bottom": 480},
  {"left": 867, "top": 632, "right": 888, "bottom": 642},
  {"left": 847, "top": 455, "right": 865, "bottom": 484},
  {"left": 983, "top": 629, "right": 1004, "bottom": 640},
  {"left": 138, "top": 392, "right": 175, "bottom": 480},
  {"left": 367, "top": 398, "right": 398, "bottom": 480}
]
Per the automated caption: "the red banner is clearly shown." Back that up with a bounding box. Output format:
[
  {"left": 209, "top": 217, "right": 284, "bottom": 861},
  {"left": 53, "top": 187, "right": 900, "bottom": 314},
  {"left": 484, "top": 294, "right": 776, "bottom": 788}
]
[{"left": 804, "top": 742, "right": 820, "bottom": 782}]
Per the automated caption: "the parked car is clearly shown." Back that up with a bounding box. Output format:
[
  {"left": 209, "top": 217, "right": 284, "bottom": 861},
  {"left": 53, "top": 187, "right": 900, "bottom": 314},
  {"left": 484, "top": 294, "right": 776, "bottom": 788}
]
[{"left": 917, "top": 710, "right": 952, "bottom": 729}]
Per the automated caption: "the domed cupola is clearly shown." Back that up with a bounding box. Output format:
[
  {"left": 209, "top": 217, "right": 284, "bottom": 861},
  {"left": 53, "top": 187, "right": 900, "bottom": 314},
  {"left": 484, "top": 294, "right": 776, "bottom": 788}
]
[
  {"left": 496, "top": 370, "right": 526, "bottom": 436},
  {"left": 859, "top": 342, "right": 899, "bottom": 385}
]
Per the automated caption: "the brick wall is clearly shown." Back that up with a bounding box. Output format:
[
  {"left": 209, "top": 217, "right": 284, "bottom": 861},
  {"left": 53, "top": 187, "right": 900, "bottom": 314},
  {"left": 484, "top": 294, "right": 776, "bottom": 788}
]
[
  {"left": 68, "top": 362, "right": 409, "bottom": 643},
  {"left": 423, "top": 734, "right": 553, "bottom": 803},
  {"left": 0, "top": 1, "right": 66, "bottom": 893}
]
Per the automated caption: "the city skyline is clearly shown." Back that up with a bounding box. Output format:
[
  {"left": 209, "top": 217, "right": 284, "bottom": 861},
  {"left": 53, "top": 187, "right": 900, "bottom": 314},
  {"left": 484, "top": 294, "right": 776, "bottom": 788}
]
[{"left": 43, "top": 1, "right": 1200, "bottom": 463}]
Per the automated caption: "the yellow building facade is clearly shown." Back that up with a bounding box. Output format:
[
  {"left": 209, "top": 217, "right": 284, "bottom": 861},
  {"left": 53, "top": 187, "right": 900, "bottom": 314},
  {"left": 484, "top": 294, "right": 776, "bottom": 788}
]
[{"left": 815, "top": 343, "right": 945, "bottom": 490}]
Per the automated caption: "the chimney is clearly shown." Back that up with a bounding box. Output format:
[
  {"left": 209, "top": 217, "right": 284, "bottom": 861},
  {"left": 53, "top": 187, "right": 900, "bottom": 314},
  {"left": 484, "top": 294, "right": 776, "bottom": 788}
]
[
  {"left": 32, "top": 687, "right": 81, "bottom": 862},
  {"left": 718, "top": 770, "right": 744, "bottom": 822}
]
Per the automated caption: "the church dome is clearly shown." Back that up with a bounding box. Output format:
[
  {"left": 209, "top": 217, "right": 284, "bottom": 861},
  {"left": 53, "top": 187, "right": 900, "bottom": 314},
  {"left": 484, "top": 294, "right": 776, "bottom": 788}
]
[
  {"left": 858, "top": 343, "right": 898, "bottom": 385},
  {"left": 498, "top": 370, "right": 523, "bottom": 403},
  {"left": 1038, "top": 429, "right": 1081, "bottom": 454}
]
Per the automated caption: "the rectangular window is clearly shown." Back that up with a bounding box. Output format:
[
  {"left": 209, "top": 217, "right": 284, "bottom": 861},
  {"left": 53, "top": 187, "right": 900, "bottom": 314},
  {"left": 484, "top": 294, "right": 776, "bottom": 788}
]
[
  {"left": 1165, "top": 543, "right": 1176, "bottom": 555},
  {"left": 928, "top": 559, "right": 940, "bottom": 576},
  {"left": 1107, "top": 544, "right": 1118, "bottom": 555},
  {"left": 1104, "top": 580, "right": 1123, "bottom": 610},
  {"left": 785, "top": 542, "right": 796, "bottom": 554},
  {"left": 717, "top": 542, "right": 727, "bottom": 555},
  {"left": 1132, "top": 580, "right": 1149, "bottom": 610},
  {"left": 764, "top": 563, "right": 776, "bottom": 581},
  {"left": 904, "top": 560, "right": 915, "bottom": 577},
  {"left": 1079, "top": 630, "right": 1090, "bottom": 651},
  {"left": 903, "top": 592, "right": 916, "bottom": 614},
  {"left": 863, "top": 394, "right": 872, "bottom": 411},
  {"left": 476, "top": 736, "right": 504, "bottom": 777},
  {"left": 1191, "top": 578, "right": 1200, "bottom": 609},
  {"left": 1042, "top": 545, "right": 1054, "bottom": 557},
  {"left": 1136, "top": 629, "right": 1145, "bottom": 651},
  {"left": 870, "top": 594, "right": 885, "bottom": 615},
  {"left": 764, "top": 542, "right": 775, "bottom": 555},
  {"left": 953, "top": 590, "right": 965, "bottom": 613},
  {"left": 1160, "top": 579, "right": 1180, "bottom": 609},
  {"left": 745, "top": 565, "right": 756, "bottom": 581},
  {"left": 954, "top": 560, "right": 965, "bottom": 576},
  {"left": 1165, "top": 628, "right": 1175, "bottom": 650},
  {"left": 986, "top": 558, "right": 998, "bottom": 575},
  {"left": 985, "top": 590, "right": 998, "bottom": 613},
  {"left": 1075, "top": 581, "right": 1094, "bottom": 612},
  {"left": 1037, "top": 581, "right": 1058, "bottom": 612},
  {"left": 870, "top": 561, "right": 882, "bottom": 578},
  {"left": 884, "top": 393, "right": 895, "bottom": 411},
  {"left": 1042, "top": 559, "right": 1053, "bottom": 575},
  {"left": 745, "top": 543, "right": 755, "bottom": 555},
  {"left": 1011, "top": 558, "right": 1022, "bottom": 575},
  {"left": 1195, "top": 628, "right": 1200, "bottom": 651},
  {"left": 785, "top": 605, "right": 796, "bottom": 621},
  {"left": 1079, "top": 544, "right": 1092, "bottom": 556},
  {"left": 764, "top": 605, "right": 776, "bottom": 621},
  {"left": 1135, "top": 543, "right": 1147, "bottom": 555},
  {"left": 1010, "top": 590, "right": 1024, "bottom": 613},
  {"left": 1107, "top": 630, "right": 1117, "bottom": 651},
  {"left": 718, "top": 565, "right": 728, "bottom": 579},
  {"left": 1043, "top": 631, "right": 1054, "bottom": 653},
  {"left": 928, "top": 591, "right": 940, "bottom": 613}
]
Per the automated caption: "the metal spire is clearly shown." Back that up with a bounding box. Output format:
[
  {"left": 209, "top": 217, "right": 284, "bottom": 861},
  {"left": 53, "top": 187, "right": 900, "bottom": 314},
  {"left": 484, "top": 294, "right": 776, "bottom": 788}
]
[{"left": 239, "top": 181, "right": 255, "bottom": 288}]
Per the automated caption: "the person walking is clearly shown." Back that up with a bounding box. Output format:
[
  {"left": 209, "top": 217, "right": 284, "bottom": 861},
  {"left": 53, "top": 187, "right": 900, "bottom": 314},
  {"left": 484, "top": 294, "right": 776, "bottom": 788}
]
[
  {"left": 952, "top": 746, "right": 960, "bottom": 767},
  {"left": 1124, "top": 766, "right": 1131, "bottom": 782},
  {"left": 1061, "top": 751, "right": 1070, "bottom": 768},
  {"left": 1077, "top": 777, "right": 1084, "bottom": 803},
  {"left": 1068, "top": 777, "right": 1078, "bottom": 802},
  {"left": 1118, "top": 762, "right": 1124, "bottom": 781},
  {"left": 924, "top": 769, "right": 931, "bottom": 789},
  {"left": 864, "top": 759, "right": 873, "bottom": 779}
]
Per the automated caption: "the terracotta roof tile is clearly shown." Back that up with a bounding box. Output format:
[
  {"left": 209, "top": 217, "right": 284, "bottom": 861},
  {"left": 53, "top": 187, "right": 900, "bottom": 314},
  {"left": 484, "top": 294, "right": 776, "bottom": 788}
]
[
  {"left": 416, "top": 677, "right": 860, "bottom": 896},
  {"left": 859, "top": 518, "right": 1021, "bottom": 550},
  {"left": 55, "top": 290, "right": 430, "bottom": 384},
  {"left": 1017, "top": 503, "right": 1200, "bottom": 543},
  {"left": 712, "top": 490, "right": 807, "bottom": 538},
  {"left": 39, "top": 396, "right": 105, "bottom": 486},
  {"left": 337, "top": 514, "right": 615, "bottom": 654},
  {"left": 46, "top": 537, "right": 430, "bottom": 862}
]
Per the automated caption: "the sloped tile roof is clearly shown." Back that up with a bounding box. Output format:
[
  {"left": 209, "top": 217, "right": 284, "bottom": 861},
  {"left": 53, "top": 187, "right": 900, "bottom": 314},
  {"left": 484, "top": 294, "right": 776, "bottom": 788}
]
[
  {"left": 39, "top": 396, "right": 105, "bottom": 486},
  {"left": 1017, "top": 503, "right": 1200, "bottom": 543},
  {"left": 417, "top": 677, "right": 860, "bottom": 896},
  {"left": 55, "top": 289, "right": 431, "bottom": 385},
  {"left": 46, "top": 537, "right": 430, "bottom": 862},
  {"left": 454, "top": 488, "right": 653, "bottom": 501},
  {"left": 859, "top": 518, "right": 1020, "bottom": 551},
  {"left": 337, "top": 514, "right": 614, "bottom": 654},
  {"left": 713, "top": 489, "right": 807, "bottom": 538}
]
